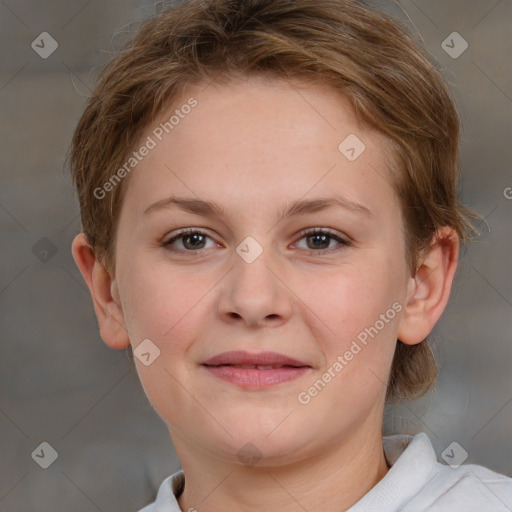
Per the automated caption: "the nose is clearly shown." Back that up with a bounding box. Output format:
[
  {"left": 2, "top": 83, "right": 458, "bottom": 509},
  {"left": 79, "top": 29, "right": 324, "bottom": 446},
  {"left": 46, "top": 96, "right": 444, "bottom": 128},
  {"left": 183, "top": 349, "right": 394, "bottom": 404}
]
[{"left": 217, "top": 243, "right": 293, "bottom": 328}]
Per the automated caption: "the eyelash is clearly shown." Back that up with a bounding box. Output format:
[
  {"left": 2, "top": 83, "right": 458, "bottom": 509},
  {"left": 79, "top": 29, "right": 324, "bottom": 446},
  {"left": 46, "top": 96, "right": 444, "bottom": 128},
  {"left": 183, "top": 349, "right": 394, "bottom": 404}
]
[{"left": 163, "top": 227, "right": 351, "bottom": 256}]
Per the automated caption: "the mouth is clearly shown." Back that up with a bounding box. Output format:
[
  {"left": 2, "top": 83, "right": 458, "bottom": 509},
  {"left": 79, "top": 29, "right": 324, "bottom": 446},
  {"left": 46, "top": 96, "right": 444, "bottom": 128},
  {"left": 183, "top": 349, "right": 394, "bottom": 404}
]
[{"left": 201, "top": 351, "right": 312, "bottom": 390}]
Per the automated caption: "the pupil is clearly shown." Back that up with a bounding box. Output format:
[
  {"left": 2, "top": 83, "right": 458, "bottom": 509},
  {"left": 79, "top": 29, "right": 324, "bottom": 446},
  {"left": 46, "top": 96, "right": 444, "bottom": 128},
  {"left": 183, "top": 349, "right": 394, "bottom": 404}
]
[
  {"left": 185, "top": 234, "right": 205, "bottom": 249},
  {"left": 309, "top": 234, "right": 328, "bottom": 249}
]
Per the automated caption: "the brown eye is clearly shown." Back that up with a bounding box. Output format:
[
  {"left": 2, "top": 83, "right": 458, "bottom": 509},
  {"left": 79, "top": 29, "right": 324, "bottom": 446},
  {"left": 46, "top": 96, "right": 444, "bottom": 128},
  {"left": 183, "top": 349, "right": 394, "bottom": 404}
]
[
  {"left": 165, "top": 229, "right": 215, "bottom": 252},
  {"left": 306, "top": 232, "right": 330, "bottom": 250},
  {"left": 181, "top": 233, "right": 207, "bottom": 250},
  {"left": 295, "top": 228, "right": 350, "bottom": 254}
]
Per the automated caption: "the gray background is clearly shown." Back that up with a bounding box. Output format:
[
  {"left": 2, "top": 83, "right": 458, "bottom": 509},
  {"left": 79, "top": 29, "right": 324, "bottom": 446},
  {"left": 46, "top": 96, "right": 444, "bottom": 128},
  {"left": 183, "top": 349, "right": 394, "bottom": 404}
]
[{"left": 0, "top": 0, "right": 511, "bottom": 510}]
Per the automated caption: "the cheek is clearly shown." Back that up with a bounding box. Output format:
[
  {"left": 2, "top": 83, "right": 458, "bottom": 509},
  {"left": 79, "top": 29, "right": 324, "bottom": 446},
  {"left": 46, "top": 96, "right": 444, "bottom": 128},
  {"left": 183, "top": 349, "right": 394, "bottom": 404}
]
[
  {"left": 117, "top": 254, "right": 200, "bottom": 343},
  {"left": 308, "top": 262, "right": 399, "bottom": 335},
  {"left": 302, "top": 260, "right": 402, "bottom": 386}
]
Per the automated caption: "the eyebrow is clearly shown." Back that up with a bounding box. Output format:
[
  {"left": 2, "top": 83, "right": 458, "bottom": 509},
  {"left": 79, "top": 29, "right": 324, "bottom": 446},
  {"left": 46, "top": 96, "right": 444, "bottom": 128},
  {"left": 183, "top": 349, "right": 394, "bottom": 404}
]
[{"left": 143, "top": 195, "right": 373, "bottom": 221}]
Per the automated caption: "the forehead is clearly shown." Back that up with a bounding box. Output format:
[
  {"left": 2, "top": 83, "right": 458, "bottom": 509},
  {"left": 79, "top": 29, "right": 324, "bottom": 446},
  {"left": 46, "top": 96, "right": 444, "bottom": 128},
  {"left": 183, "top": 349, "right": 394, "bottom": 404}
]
[{"left": 120, "top": 75, "right": 398, "bottom": 220}]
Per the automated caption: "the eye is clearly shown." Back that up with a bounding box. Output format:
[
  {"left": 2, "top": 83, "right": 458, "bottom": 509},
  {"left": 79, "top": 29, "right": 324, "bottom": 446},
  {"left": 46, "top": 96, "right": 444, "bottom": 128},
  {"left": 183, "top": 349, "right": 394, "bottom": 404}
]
[
  {"left": 164, "top": 228, "right": 217, "bottom": 252},
  {"left": 293, "top": 228, "right": 350, "bottom": 254},
  {"left": 163, "top": 227, "right": 350, "bottom": 255}
]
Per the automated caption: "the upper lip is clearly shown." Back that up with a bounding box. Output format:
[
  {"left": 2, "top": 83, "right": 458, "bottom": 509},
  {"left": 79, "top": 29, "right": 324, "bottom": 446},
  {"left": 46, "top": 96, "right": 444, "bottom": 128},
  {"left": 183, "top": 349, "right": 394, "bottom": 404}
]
[{"left": 201, "top": 351, "right": 310, "bottom": 367}]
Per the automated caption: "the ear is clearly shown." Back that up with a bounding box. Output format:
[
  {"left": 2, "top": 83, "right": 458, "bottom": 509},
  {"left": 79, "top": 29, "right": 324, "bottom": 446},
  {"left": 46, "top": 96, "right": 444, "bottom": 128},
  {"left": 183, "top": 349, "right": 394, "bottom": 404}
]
[
  {"left": 397, "top": 227, "right": 459, "bottom": 345},
  {"left": 71, "top": 232, "right": 131, "bottom": 350}
]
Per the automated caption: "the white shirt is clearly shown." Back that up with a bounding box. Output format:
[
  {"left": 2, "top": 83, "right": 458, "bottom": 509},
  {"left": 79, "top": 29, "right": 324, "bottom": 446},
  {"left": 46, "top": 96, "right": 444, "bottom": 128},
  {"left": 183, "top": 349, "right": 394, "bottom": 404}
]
[{"left": 138, "top": 432, "right": 512, "bottom": 511}]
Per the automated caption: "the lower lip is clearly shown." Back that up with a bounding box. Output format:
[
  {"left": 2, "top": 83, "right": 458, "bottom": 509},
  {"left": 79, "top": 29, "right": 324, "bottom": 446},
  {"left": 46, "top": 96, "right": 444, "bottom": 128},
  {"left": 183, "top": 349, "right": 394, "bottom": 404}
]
[{"left": 202, "top": 365, "right": 310, "bottom": 390}]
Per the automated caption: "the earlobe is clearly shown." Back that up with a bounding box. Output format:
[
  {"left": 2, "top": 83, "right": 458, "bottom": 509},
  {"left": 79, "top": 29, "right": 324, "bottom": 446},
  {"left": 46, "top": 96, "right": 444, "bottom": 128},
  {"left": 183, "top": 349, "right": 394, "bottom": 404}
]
[
  {"left": 71, "top": 233, "right": 131, "bottom": 350},
  {"left": 397, "top": 227, "right": 459, "bottom": 346}
]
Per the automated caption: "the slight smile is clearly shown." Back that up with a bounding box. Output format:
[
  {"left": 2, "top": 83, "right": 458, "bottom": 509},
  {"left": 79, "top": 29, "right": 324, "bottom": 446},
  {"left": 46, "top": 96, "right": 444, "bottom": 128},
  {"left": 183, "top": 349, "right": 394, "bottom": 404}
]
[{"left": 201, "top": 350, "right": 313, "bottom": 391}]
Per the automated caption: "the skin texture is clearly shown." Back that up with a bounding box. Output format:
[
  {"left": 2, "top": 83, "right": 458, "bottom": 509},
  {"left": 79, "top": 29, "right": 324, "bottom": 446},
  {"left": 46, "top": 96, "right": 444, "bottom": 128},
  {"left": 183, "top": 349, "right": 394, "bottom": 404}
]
[{"left": 72, "top": 75, "right": 459, "bottom": 511}]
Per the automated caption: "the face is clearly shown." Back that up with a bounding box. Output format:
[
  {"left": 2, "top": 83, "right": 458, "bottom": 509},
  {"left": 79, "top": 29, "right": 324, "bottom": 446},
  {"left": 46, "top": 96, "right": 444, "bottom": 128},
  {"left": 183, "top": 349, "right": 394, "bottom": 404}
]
[{"left": 112, "top": 76, "right": 411, "bottom": 466}]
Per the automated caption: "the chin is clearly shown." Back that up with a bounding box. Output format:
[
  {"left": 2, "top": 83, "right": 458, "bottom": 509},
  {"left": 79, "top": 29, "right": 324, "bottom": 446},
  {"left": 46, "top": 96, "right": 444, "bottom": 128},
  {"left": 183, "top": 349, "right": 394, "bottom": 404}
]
[{"left": 202, "top": 423, "right": 321, "bottom": 468}]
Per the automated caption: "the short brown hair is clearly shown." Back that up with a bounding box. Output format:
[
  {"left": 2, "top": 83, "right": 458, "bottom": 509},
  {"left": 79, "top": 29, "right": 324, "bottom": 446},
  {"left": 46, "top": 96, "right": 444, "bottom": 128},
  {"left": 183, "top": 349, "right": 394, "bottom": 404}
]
[{"left": 69, "top": 0, "right": 479, "bottom": 400}]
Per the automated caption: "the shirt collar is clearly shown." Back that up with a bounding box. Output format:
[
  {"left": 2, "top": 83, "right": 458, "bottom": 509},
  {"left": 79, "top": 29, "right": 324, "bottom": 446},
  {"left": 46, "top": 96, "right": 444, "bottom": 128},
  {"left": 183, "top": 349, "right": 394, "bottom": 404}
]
[
  {"left": 152, "top": 432, "right": 438, "bottom": 512},
  {"left": 348, "top": 432, "right": 438, "bottom": 511}
]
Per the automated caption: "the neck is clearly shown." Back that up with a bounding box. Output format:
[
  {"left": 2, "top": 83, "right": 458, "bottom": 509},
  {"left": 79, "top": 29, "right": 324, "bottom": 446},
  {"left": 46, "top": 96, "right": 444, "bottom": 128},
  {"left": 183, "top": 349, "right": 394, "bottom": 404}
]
[{"left": 173, "top": 425, "right": 390, "bottom": 512}]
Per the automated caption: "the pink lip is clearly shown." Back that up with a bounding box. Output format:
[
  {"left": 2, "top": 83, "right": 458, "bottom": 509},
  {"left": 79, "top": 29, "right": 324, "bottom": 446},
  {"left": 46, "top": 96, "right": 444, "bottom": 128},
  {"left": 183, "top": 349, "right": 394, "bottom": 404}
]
[
  {"left": 202, "top": 350, "right": 309, "bottom": 367},
  {"left": 201, "top": 351, "right": 312, "bottom": 390}
]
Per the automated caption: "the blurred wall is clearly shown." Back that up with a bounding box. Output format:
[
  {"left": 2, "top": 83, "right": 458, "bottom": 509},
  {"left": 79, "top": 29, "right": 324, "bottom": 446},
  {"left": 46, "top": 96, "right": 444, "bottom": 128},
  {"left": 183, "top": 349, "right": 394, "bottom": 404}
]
[{"left": 0, "top": 1, "right": 510, "bottom": 510}]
